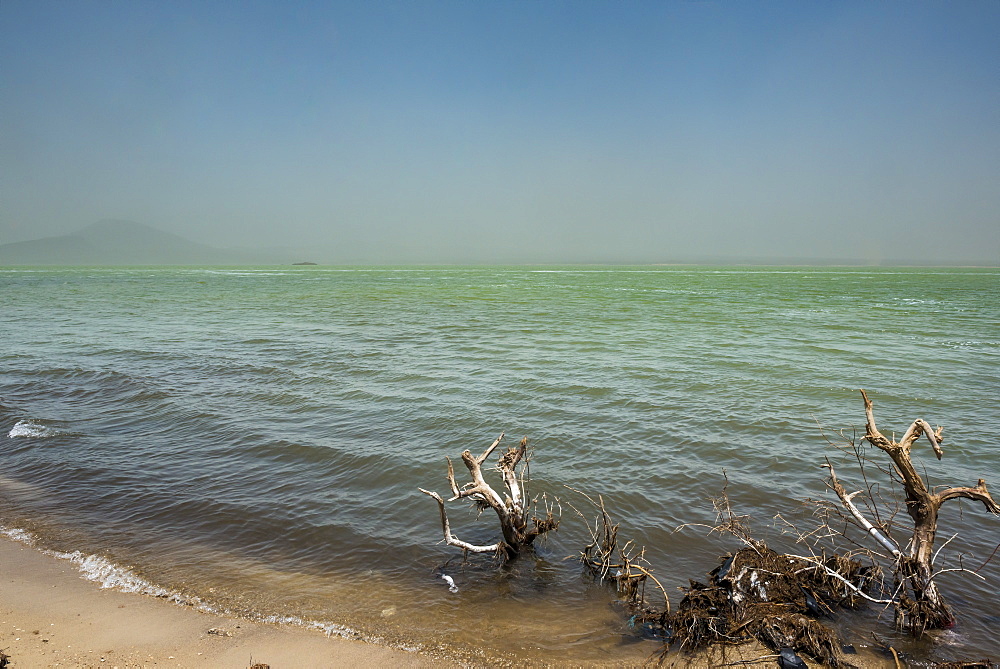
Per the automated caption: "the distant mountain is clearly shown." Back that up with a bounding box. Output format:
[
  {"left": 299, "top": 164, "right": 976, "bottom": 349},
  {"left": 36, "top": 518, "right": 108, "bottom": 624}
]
[{"left": 0, "top": 220, "right": 277, "bottom": 265}]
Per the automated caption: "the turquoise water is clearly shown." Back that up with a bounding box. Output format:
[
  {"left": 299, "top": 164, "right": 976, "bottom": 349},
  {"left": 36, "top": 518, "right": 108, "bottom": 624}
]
[{"left": 1, "top": 265, "right": 998, "bottom": 663}]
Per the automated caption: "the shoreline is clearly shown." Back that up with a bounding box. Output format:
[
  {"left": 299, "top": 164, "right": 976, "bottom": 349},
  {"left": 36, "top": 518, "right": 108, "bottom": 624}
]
[
  {"left": 0, "top": 528, "right": 905, "bottom": 668},
  {"left": 0, "top": 535, "right": 443, "bottom": 668},
  {"left": 0, "top": 533, "right": 821, "bottom": 668}
]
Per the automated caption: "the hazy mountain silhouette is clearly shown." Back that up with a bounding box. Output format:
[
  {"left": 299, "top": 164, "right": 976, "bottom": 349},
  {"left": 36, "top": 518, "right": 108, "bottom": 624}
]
[{"left": 0, "top": 220, "right": 290, "bottom": 265}]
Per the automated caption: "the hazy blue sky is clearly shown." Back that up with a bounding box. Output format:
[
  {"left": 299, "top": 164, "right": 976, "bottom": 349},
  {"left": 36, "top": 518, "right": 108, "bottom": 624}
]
[{"left": 2, "top": 1, "right": 998, "bottom": 263}]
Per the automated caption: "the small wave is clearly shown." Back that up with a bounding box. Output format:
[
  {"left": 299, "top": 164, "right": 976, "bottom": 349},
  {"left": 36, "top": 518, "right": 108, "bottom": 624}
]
[
  {"left": 0, "top": 524, "right": 384, "bottom": 649},
  {"left": 7, "top": 419, "right": 60, "bottom": 439},
  {"left": 0, "top": 524, "right": 196, "bottom": 605},
  {"left": 0, "top": 525, "right": 36, "bottom": 544},
  {"left": 261, "top": 614, "right": 360, "bottom": 640},
  {"left": 54, "top": 550, "right": 187, "bottom": 600},
  {"left": 259, "top": 614, "right": 424, "bottom": 654}
]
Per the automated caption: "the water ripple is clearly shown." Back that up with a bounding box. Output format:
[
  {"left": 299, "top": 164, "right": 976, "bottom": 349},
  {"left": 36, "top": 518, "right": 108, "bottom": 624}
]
[{"left": 1, "top": 265, "right": 998, "bottom": 661}]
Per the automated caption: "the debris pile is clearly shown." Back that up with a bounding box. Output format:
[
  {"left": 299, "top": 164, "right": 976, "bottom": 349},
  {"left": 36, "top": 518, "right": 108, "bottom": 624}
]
[{"left": 666, "top": 543, "right": 873, "bottom": 666}]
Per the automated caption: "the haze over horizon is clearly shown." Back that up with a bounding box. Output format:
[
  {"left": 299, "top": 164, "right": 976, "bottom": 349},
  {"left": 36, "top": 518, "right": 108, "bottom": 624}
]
[{"left": 2, "top": 1, "right": 998, "bottom": 265}]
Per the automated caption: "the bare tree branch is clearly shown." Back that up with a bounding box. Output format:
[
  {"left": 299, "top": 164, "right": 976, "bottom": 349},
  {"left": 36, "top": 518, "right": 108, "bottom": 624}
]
[
  {"left": 934, "top": 479, "right": 1000, "bottom": 513},
  {"left": 418, "top": 488, "right": 502, "bottom": 554},
  {"left": 824, "top": 460, "right": 901, "bottom": 558}
]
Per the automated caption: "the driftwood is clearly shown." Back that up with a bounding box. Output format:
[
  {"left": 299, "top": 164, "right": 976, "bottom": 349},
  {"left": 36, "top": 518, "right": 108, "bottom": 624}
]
[
  {"left": 832, "top": 390, "right": 1000, "bottom": 632},
  {"left": 663, "top": 546, "right": 866, "bottom": 665},
  {"left": 662, "top": 391, "right": 1000, "bottom": 662},
  {"left": 572, "top": 490, "right": 670, "bottom": 639},
  {"left": 419, "top": 433, "right": 559, "bottom": 560},
  {"left": 667, "top": 485, "right": 874, "bottom": 666}
]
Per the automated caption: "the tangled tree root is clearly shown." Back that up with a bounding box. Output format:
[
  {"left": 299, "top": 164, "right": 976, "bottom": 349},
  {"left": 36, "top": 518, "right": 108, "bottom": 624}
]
[
  {"left": 575, "top": 491, "right": 877, "bottom": 665},
  {"left": 666, "top": 543, "right": 874, "bottom": 666},
  {"left": 754, "top": 613, "right": 842, "bottom": 665}
]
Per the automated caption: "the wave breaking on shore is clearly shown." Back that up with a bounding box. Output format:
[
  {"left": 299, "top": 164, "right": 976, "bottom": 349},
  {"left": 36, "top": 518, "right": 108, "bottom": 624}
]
[{"left": 0, "top": 524, "right": 387, "bottom": 645}]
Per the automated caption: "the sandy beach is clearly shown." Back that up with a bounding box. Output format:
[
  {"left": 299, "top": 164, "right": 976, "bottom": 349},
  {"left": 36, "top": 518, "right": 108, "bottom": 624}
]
[
  {"left": 1, "top": 532, "right": 908, "bottom": 669},
  {"left": 0, "top": 536, "right": 442, "bottom": 669}
]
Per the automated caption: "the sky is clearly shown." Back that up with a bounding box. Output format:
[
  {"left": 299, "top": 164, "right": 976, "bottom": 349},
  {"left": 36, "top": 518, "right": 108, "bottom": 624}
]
[{"left": 2, "top": 1, "right": 998, "bottom": 264}]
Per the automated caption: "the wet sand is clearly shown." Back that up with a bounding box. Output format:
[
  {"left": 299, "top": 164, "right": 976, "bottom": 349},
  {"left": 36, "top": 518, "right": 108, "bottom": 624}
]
[
  {"left": 1, "top": 535, "right": 900, "bottom": 668},
  {"left": 0, "top": 536, "right": 441, "bottom": 668}
]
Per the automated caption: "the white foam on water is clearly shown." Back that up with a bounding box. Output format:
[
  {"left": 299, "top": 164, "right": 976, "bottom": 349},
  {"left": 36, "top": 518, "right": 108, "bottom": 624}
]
[
  {"left": 46, "top": 550, "right": 223, "bottom": 615},
  {"left": 8, "top": 419, "right": 59, "bottom": 439},
  {"left": 54, "top": 550, "right": 177, "bottom": 597},
  {"left": 0, "top": 525, "right": 36, "bottom": 544},
  {"left": 260, "top": 614, "right": 361, "bottom": 640},
  {"left": 0, "top": 525, "right": 414, "bottom": 653},
  {"left": 248, "top": 613, "right": 427, "bottom": 654}
]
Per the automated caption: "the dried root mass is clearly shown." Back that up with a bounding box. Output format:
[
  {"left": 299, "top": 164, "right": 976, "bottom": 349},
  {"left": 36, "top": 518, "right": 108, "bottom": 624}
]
[{"left": 668, "top": 544, "right": 872, "bottom": 666}]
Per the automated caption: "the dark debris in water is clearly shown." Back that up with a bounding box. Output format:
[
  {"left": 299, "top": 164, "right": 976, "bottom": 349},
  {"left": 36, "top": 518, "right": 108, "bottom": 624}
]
[
  {"left": 778, "top": 647, "right": 809, "bottom": 669},
  {"left": 660, "top": 542, "right": 880, "bottom": 666},
  {"left": 577, "top": 494, "right": 880, "bottom": 665}
]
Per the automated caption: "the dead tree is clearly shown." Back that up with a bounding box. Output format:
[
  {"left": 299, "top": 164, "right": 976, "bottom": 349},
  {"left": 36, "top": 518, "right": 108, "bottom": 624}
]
[
  {"left": 419, "top": 433, "right": 559, "bottom": 560},
  {"left": 827, "top": 390, "right": 1000, "bottom": 632},
  {"left": 573, "top": 490, "right": 670, "bottom": 623}
]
